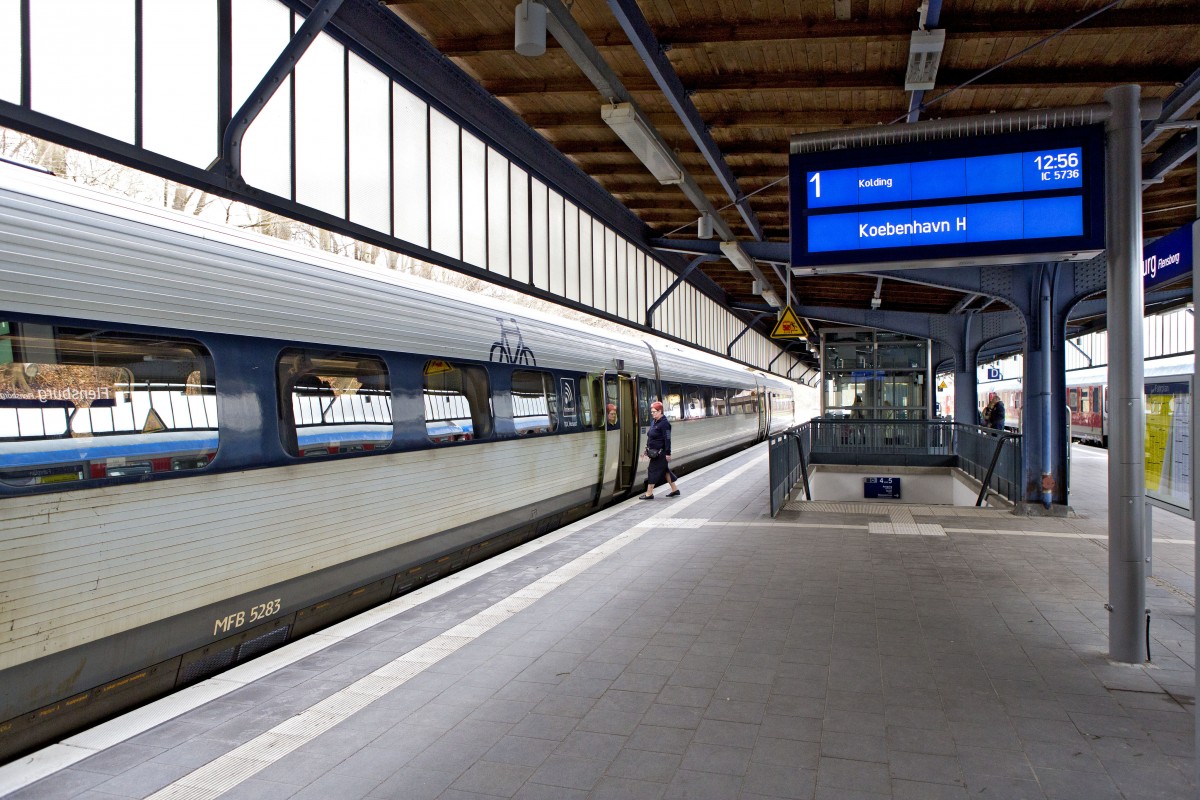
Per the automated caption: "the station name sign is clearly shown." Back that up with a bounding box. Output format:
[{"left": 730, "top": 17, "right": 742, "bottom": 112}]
[
  {"left": 1143, "top": 220, "right": 1194, "bottom": 291},
  {"left": 790, "top": 126, "right": 1106, "bottom": 268}
]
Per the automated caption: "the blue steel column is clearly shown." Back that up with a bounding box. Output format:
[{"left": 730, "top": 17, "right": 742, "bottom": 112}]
[
  {"left": 953, "top": 312, "right": 980, "bottom": 426},
  {"left": 1021, "top": 266, "right": 1072, "bottom": 510},
  {"left": 1105, "top": 85, "right": 1146, "bottom": 663},
  {"left": 1039, "top": 269, "right": 1054, "bottom": 508}
]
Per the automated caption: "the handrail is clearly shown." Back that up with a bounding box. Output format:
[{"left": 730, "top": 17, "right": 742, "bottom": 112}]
[
  {"left": 796, "top": 428, "right": 811, "bottom": 501},
  {"left": 977, "top": 431, "right": 1020, "bottom": 506}
]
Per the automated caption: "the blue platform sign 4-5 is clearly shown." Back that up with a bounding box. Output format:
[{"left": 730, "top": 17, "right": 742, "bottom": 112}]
[{"left": 864, "top": 477, "right": 901, "bottom": 499}]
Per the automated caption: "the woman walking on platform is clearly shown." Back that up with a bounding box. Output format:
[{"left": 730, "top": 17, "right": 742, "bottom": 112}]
[{"left": 640, "top": 401, "right": 680, "bottom": 499}]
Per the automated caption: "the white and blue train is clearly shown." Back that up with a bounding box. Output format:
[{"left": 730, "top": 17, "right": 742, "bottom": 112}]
[{"left": 0, "top": 160, "right": 815, "bottom": 757}]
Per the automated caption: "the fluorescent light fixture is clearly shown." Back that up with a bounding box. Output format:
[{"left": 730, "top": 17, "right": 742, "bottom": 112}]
[
  {"left": 720, "top": 240, "right": 783, "bottom": 307},
  {"left": 720, "top": 240, "right": 756, "bottom": 273},
  {"left": 601, "top": 103, "right": 685, "bottom": 185},
  {"left": 904, "top": 28, "right": 945, "bottom": 91},
  {"left": 514, "top": 0, "right": 546, "bottom": 57}
]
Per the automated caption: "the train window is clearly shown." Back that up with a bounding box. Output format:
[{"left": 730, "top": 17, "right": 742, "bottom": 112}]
[
  {"left": 710, "top": 388, "right": 729, "bottom": 417},
  {"left": 684, "top": 386, "right": 706, "bottom": 419},
  {"left": 730, "top": 388, "right": 759, "bottom": 415},
  {"left": 664, "top": 384, "right": 683, "bottom": 420},
  {"left": 637, "top": 376, "right": 656, "bottom": 423},
  {"left": 423, "top": 360, "right": 493, "bottom": 443},
  {"left": 605, "top": 376, "right": 619, "bottom": 429},
  {"left": 580, "top": 377, "right": 594, "bottom": 427},
  {"left": 278, "top": 350, "right": 393, "bottom": 457},
  {"left": 0, "top": 322, "right": 218, "bottom": 487},
  {"left": 511, "top": 370, "right": 559, "bottom": 435}
]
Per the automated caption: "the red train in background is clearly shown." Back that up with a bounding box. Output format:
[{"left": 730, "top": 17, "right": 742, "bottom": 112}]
[{"left": 967, "top": 354, "right": 1192, "bottom": 447}]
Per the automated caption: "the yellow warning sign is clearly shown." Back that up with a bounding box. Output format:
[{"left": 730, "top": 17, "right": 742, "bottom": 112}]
[
  {"left": 770, "top": 307, "right": 806, "bottom": 339},
  {"left": 142, "top": 408, "right": 167, "bottom": 433},
  {"left": 938, "top": 380, "right": 948, "bottom": 390},
  {"left": 423, "top": 360, "right": 455, "bottom": 376}
]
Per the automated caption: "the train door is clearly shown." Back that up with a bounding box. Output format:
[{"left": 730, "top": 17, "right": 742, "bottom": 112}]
[
  {"left": 600, "top": 372, "right": 639, "bottom": 497},
  {"left": 756, "top": 384, "right": 769, "bottom": 440}
]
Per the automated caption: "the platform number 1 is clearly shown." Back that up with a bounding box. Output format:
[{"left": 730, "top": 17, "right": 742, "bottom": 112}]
[{"left": 809, "top": 172, "right": 821, "bottom": 198}]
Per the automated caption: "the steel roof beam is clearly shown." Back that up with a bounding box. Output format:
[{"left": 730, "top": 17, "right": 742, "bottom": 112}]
[
  {"left": 1142, "top": 67, "right": 1200, "bottom": 185},
  {"left": 539, "top": 0, "right": 773, "bottom": 309},
  {"left": 1142, "top": 66, "right": 1200, "bottom": 144},
  {"left": 604, "top": 0, "right": 766, "bottom": 242}
]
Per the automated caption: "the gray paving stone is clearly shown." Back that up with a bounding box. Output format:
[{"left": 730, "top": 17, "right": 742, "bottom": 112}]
[
  {"left": 692, "top": 718, "right": 758, "bottom": 749},
  {"left": 608, "top": 747, "right": 682, "bottom": 782},
  {"left": 821, "top": 730, "right": 888, "bottom": 763},
  {"left": 555, "top": 729, "right": 626, "bottom": 762},
  {"left": 367, "top": 766, "right": 457, "bottom": 799},
  {"left": 626, "top": 724, "right": 695, "bottom": 755},
  {"left": 823, "top": 708, "right": 886, "bottom": 736},
  {"left": 3, "top": 769, "right": 110, "bottom": 800},
  {"left": 886, "top": 724, "right": 957, "bottom": 756},
  {"left": 1036, "top": 767, "right": 1125, "bottom": 800},
  {"left": 577, "top": 707, "right": 641, "bottom": 735},
  {"left": 511, "top": 782, "right": 588, "bottom": 800},
  {"left": 508, "top": 712, "right": 579, "bottom": 741},
  {"left": 89, "top": 762, "right": 194, "bottom": 797},
  {"left": 588, "top": 775, "right": 669, "bottom": 800},
  {"left": 887, "top": 749, "right": 965, "bottom": 786},
  {"left": 1021, "top": 739, "right": 1106, "bottom": 773},
  {"left": 752, "top": 736, "right": 820, "bottom": 770},
  {"left": 815, "top": 756, "right": 891, "bottom": 795},
  {"left": 449, "top": 759, "right": 535, "bottom": 796},
  {"left": 215, "top": 779, "right": 301, "bottom": 800},
  {"left": 663, "top": 769, "right": 742, "bottom": 800},
  {"left": 1104, "top": 757, "right": 1197, "bottom": 798},
  {"left": 890, "top": 778, "right": 969, "bottom": 799},
  {"left": 740, "top": 762, "right": 816, "bottom": 799},
  {"left": 679, "top": 741, "right": 753, "bottom": 776},
  {"left": 527, "top": 754, "right": 608, "bottom": 790},
  {"left": 641, "top": 702, "right": 704, "bottom": 729},
  {"left": 71, "top": 742, "right": 166, "bottom": 775},
  {"left": 955, "top": 744, "right": 1035, "bottom": 780},
  {"left": 813, "top": 786, "right": 889, "bottom": 800}
]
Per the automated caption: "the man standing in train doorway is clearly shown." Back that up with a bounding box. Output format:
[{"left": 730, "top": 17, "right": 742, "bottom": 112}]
[{"left": 985, "top": 391, "right": 1006, "bottom": 431}]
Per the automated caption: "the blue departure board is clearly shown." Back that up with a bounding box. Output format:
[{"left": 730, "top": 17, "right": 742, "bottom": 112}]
[{"left": 790, "top": 126, "right": 1105, "bottom": 268}]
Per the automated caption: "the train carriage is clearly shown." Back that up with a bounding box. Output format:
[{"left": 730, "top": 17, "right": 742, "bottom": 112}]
[
  {"left": 0, "top": 161, "right": 814, "bottom": 758},
  {"left": 974, "top": 353, "right": 1193, "bottom": 446}
]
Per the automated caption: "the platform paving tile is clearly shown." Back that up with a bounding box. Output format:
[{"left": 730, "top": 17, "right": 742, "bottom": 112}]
[
  {"left": 86, "top": 761, "right": 194, "bottom": 798},
  {"left": 3, "top": 768, "right": 111, "bottom": 800},
  {"left": 366, "top": 766, "right": 458, "bottom": 799}
]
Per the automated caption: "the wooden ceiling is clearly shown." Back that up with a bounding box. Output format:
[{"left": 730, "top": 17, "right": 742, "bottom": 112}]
[{"left": 382, "top": 0, "right": 1199, "bottom": 335}]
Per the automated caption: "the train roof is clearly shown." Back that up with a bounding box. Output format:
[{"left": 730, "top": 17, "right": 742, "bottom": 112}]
[{"left": 0, "top": 161, "right": 786, "bottom": 389}]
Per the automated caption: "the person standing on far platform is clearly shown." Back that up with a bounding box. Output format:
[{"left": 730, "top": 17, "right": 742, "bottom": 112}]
[
  {"left": 640, "top": 401, "right": 679, "bottom": 499},
  {"left": 985, "top": 391, "right": 1006, "bottom": 431}
]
